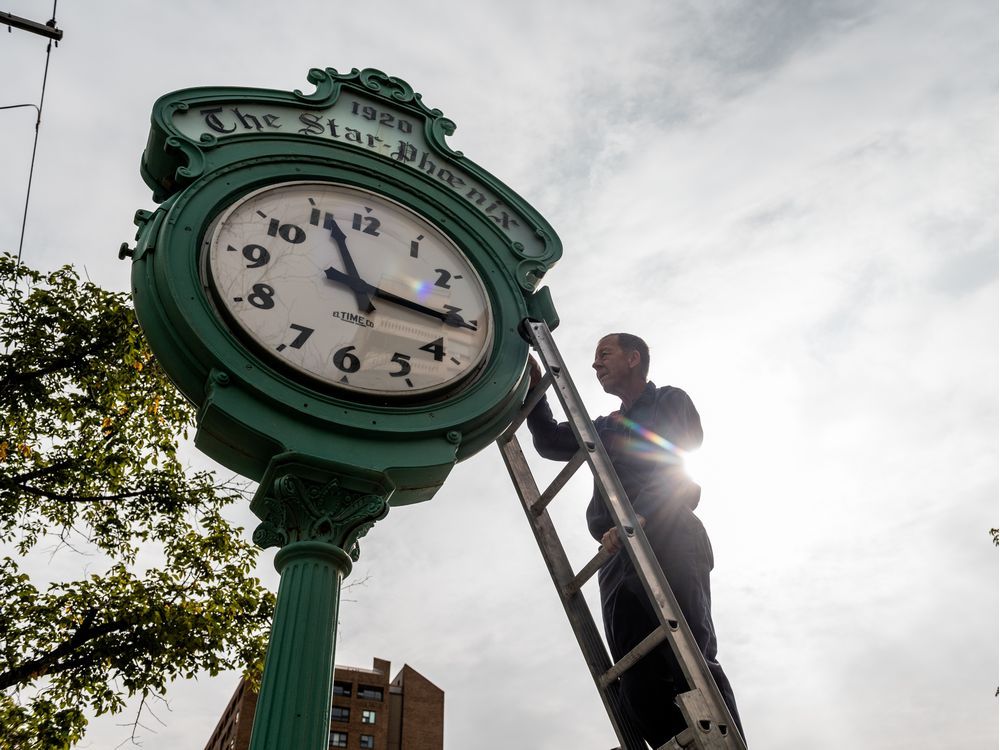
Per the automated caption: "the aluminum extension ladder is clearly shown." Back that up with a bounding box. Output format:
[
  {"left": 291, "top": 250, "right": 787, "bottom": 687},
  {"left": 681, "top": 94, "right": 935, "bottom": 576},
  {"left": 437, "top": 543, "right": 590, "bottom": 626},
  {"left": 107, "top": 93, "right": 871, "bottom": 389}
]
[{"left": 496, "top": 320, "right": 746, "bottom": 750}]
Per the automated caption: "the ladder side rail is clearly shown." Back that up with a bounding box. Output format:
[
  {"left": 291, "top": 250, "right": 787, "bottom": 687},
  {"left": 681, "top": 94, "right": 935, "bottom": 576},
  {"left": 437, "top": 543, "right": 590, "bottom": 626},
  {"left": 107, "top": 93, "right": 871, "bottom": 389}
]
[
  {"left": 671, "top": 691, "right": 739, "bottom": 750},
  {"left": 525, "top": 321, "right": 746, "bottom": 750},
  {"left": 497, "top": 434, "right": 646, "bottom": 750}
]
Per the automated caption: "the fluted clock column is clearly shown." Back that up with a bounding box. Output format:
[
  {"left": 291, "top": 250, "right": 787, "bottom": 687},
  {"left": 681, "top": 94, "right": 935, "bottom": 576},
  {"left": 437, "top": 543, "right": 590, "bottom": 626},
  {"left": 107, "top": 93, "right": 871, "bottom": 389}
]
[{"left": 247, "top": 470, "right": 389, "bottom": 750}]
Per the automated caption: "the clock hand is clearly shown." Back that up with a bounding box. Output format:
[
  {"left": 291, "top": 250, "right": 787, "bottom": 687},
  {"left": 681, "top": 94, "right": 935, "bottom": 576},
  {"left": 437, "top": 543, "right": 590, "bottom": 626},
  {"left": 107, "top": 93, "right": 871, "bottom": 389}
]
[
  {"left": 372, "top": 288, "right": 479, "bottom": 331},
  {"left": 322, "top": 267, "right": 478, "bottom": 331},
  {"left": 325, "top": 215, "right": 375, "bottom": 313}
]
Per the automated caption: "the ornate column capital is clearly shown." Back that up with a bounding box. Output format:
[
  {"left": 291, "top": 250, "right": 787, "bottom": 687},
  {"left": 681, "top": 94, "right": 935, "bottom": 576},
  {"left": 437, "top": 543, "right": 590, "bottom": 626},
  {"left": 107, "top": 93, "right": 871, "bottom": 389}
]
[{"left": 252, "top": 470, "right": 389, "bottom": 561}]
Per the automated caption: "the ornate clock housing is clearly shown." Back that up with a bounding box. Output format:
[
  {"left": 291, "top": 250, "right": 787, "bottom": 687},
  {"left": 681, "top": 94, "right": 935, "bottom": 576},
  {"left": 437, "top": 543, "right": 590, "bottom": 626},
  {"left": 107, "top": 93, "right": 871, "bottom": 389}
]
[
  {"left": 203, "top": 181, "right": 493, "bottom": 399},
  {"left": 127, "top": 67, "right": 562, "bottom": 505}
]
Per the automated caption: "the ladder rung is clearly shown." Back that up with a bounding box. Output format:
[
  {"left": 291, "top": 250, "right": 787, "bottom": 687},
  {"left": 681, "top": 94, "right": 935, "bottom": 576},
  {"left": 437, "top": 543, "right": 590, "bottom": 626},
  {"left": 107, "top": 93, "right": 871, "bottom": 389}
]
[
  {"left": 656, "top": 728, "right": 694, "bottom": 749},
  {"left": 599, "top": 622, "right": 674, "bottom": 689},
  {"left": 564, "top": 545, "right": 612, "bottom": 595},
  {"left": 533, "top": 448, "right": 586, "bottom": 515}
]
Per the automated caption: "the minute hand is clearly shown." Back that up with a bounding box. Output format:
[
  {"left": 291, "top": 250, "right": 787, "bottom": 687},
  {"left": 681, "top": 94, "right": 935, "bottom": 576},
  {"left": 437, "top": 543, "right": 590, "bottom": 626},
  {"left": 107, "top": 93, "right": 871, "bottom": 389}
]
[
  {"left": 374, "top": 288, "right": 478, "bottom": 331},
  {"left": 323, "top": 267, "right": 477, "bottom": 331}
]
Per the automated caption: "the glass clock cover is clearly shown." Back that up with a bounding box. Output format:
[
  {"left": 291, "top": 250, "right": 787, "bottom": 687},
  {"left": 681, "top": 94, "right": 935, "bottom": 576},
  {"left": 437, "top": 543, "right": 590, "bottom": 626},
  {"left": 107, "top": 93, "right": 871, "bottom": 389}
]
[{"left": 204, "top": 182, "right": 493, "bottom": 397}]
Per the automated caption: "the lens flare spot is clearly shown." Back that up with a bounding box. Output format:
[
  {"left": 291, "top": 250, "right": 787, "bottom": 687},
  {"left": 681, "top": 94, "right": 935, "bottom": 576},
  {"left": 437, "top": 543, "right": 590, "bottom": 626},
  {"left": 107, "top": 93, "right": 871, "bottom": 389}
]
[
  {"left": 615, "top": 415, "right": 705, "bottom": 482},
  {"left": 412, "top": 278, "right": 434, "bottom": 301}
]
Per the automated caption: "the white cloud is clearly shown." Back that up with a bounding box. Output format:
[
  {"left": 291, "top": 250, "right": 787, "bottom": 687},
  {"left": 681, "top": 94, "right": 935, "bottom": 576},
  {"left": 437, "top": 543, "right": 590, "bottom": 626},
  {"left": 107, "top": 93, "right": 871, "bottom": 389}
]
[{"left": 1, "top": 0, "right": 995, "bottom": 748}]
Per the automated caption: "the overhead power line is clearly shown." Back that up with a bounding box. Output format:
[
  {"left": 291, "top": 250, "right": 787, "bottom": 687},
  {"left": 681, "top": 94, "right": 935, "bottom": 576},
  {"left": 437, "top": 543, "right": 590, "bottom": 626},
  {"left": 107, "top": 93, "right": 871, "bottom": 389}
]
[{"left": 2, "top": 3, "right": 62, "bottom": 265}]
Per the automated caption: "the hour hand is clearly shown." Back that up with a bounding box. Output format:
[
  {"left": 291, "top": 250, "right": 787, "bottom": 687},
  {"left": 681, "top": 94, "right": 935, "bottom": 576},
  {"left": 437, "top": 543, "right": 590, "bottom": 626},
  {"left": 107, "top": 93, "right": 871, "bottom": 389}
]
[
  {"left": 325, "top": 215, "right": 374, "bottom": 313},
  {"left": 324, "top": 266, "right": 376, "bottom": 299}
]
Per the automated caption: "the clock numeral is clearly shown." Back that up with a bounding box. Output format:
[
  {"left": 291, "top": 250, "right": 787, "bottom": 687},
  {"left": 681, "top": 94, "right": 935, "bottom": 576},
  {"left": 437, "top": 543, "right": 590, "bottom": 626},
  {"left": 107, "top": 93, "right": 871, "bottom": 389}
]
[
  {"left": 230, "top": 243, "right": 271, "bottom": 269},
  {"left": 267, "top": 218, "right": 307, "bottom": 244},
  {"left": 247, "top": 283, "right": 276, "bottom": 310},
  {"left": 351, "top": 213, "right": 381, "bottom": 236},
  {"left": 285, "top": 324, "right": 314, "bottom": 349},
  {"left": 409, "top": 235, "right": 424, "bottom": 258},
  {"left": 433, "top": 269, "right": 452, "bottom": 289},
  {"left": 418, "top": 337, "right": 445, "bottom": 362},
  {"left": 311, "top": 209, "right": 339, "bottom": 228},
  {"left": 389, "top": 352, "right": 412, "bottom": 378},
  {"left": 443, "top": 305, "right": 477, "bottom": 331},
  {"left": 333, "top": 345, "right": 361, "bottom": 373}
]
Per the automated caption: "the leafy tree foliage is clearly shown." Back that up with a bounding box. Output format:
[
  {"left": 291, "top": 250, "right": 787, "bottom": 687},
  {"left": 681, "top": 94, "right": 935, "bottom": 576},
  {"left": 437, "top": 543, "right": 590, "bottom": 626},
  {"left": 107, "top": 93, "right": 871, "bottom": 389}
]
[{"left": 0, "top": 254, "right": 274, "bottom": 747}]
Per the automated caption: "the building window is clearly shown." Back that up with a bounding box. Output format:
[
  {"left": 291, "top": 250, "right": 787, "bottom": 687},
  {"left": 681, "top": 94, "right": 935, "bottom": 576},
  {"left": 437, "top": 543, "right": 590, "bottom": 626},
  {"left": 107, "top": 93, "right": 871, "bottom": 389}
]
[
  {"left": 332, "top": 681, "right": 352, "bottom": 697},
  {"left": 329, "top": 731, "right": 348, "bottom": 748},
  {"left": 357, "top": 685, "right": 383, "bottom": 701},
  {"left": 360, "top": 735, "right": 375, "bottom": 749},
  {"left": 331, "top": 706, "right": 349, "bottom": 722},
  {"left": 361, "top": 709, "right": 376, "bottom": 724}
]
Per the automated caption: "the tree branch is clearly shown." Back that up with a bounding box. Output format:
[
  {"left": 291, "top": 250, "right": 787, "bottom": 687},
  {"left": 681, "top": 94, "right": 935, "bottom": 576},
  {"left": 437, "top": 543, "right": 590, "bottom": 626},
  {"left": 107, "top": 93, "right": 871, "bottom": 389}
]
[
  {"left": 0, "top": 613, "right": 130, "bottom": 690},
  {"left": 0, "top": 459, "right": 75, "bottom": 487},
  {"left": 0, "top": 333, "right": 118, "bottom": 396},
  {"left": 9, "top": 482, "right": 154, "bottom": 503}
]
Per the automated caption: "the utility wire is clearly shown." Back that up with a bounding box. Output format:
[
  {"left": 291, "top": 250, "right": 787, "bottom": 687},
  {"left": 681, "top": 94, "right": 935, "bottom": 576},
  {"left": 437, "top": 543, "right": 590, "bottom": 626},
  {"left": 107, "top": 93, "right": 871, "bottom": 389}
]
[{"left": 2, "top": 1, "right": 60, "bottom": 266}]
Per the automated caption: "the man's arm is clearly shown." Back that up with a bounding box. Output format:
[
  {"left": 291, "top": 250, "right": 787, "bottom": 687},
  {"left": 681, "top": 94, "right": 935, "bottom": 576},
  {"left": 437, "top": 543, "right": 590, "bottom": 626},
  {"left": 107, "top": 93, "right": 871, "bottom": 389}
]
[
  {"left": 525, "top": 393, "right": 580, "bottom": 461},
  {"left": 519, "top": 356, "right": 578, "bottom": 461}
]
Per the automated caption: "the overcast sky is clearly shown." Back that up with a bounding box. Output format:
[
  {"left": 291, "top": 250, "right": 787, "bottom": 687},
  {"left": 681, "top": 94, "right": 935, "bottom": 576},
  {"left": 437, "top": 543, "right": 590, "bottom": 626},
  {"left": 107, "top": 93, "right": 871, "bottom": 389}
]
[{"left": 2, "top": 1, "right": 997, "bottom": 748}]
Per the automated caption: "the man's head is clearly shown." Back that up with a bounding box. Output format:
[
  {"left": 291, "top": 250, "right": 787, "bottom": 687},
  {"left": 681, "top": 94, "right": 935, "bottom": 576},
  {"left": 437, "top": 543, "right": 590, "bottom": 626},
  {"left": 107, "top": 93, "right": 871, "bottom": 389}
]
[{"left": 592, "top": 333, "right": 649, "bottom": 402}]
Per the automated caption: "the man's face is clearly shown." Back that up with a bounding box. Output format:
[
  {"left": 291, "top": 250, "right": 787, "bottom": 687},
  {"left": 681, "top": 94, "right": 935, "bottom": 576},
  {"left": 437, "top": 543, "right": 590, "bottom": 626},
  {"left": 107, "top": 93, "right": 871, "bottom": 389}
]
[{"left": 592, "top": 335, "right": 639, "bottom": 396}]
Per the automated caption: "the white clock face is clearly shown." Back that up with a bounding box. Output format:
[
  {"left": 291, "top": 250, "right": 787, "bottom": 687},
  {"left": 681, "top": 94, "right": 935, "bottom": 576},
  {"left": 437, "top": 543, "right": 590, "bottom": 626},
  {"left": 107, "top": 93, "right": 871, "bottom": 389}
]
[{"left": 203, "top": 182, "right": 493, "bottom": 397}]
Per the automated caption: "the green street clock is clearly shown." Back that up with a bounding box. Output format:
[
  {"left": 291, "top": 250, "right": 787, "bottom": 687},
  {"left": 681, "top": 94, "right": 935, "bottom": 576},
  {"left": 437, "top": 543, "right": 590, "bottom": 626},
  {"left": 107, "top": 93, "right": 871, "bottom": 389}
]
[
  {"left": 125, "top": 67, "right": 562, "bottom": 507},
  {"left": 125, "top": 68, "right": 563, "bottom": 750}
]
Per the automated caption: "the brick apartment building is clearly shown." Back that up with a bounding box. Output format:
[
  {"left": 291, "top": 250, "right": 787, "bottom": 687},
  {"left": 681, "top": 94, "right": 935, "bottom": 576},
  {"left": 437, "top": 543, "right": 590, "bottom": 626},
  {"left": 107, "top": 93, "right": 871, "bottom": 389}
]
[{"left": 203, "top": 657, "right": 444, "bottom": 750}]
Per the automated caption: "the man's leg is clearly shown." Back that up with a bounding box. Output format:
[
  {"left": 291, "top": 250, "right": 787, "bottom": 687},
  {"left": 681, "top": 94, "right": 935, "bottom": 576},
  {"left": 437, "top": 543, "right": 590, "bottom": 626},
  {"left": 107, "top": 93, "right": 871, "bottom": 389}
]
[
  {"left": 664, "top": 525, "right": 745, "bottom": 743},
  {"left": 606, "top": 589, "right": 689, "bottom": 747},
  {"left": 612, "top": 514, "right": 746, "bottom": 745}
]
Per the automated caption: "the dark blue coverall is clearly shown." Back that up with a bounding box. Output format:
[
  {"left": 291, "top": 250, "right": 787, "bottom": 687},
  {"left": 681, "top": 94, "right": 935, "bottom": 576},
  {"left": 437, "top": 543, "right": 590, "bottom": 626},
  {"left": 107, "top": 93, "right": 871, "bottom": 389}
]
[{"left": 527, "top": 382, "right": 743, "bottom": 747}]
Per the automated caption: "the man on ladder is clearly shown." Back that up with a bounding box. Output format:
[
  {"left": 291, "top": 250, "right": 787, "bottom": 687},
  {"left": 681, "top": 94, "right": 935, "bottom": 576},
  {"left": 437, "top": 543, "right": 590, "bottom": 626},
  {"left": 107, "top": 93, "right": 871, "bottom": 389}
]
[{"left": 524, "top": 332, "right": 744, "bottom": 748}]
